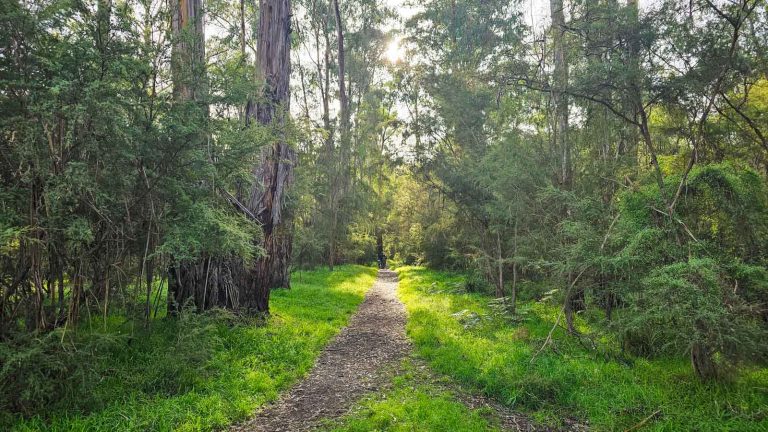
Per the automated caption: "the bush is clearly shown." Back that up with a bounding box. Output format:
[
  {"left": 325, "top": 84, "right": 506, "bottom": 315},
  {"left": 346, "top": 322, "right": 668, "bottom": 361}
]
[
  {"left": 463, "top": 270, "right": 494, "bottom": 294},
  {"left": 0, "top": 330, "right": 115, "bottom": 416},
  {"left": 621, "top": 258, "right": 768, "bottom": 379},
  {"left": 0, "top": 309, "right": 226, "bottom": 420},
  {"left": 516, "top": 279, "right": 552, "bottom": 302},
  {"left": 610, "top": 164, "right": 768, "bottom": 379}
]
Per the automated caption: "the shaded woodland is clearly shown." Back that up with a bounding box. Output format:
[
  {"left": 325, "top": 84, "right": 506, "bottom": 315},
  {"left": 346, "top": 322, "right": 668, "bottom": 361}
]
[{"left": 1, "top": 0, "right": 768, "bottom": 426}]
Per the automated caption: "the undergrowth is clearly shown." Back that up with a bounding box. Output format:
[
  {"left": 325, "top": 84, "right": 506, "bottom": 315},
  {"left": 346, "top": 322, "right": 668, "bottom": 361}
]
[
  {"left": 2, "top": 265, "right": 377, "bottom": 431},
  {"left": 396, "top": 266, "right": 768, "bottom": 431}
]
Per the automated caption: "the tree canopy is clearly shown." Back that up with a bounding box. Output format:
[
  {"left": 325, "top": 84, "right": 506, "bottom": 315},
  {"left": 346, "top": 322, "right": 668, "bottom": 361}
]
[{"left": 1, "top": 0, "right": 768, "bottom": 423}]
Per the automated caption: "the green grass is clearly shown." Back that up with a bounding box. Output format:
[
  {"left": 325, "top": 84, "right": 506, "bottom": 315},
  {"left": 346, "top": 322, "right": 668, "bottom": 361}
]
[
  {"left": 396, "top": 266, "right": 768, "bottom": 431},
  {"left": 6, "top": 265, "right": 377, "bottom": 432},
  {"left": 325, "top": 361, "right": 500, "bottom": 432}
]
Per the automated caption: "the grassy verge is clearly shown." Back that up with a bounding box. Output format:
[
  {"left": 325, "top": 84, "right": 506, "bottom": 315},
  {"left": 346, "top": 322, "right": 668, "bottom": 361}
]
[
  {"left": 6, "top": 265, "right": 377, "bottom": 432},
  {"left": 396, "top": 266, "right": 768, "bottom": 431},
  {"left": 325, "top": 360, "right": 500, "bottom": 432}
]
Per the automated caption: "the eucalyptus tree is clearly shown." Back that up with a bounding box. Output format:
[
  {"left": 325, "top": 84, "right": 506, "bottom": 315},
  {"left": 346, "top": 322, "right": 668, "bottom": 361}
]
[
  {"left": 165, "top": 0, "right": 295, "bottom": 315},
  {"left": 166, "top": 0, "right": 225, "bottom": 314},
  {"left": 242, "top": 0, "right": 296, "bottom": 310}
]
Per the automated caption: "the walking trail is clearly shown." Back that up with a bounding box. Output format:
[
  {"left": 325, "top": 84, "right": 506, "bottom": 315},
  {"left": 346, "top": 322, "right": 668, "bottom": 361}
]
[{"left": 232, "top": 269, "right": 566, "bottom": 432}]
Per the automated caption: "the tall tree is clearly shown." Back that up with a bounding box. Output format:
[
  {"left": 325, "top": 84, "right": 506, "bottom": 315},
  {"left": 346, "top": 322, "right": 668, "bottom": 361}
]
[
  {"left": 549, "top": 0, "right": 571, "bottom": 189},
  {"left": 548, "top": 0, "right": 581, "bottom": 333},
  {"left": 170, "top": 0, "right": 208, "bottom": 103},
  {"left": 328, "top": 0, "right": 348, "bottom": 270},
  {"left": 167, "top": 0, "right": 234, "bottom": 314},
  {"left": 169, "top": 0, "right": 295, "bottom": 315},
  {"left": 243, "top": 0, "right": 296, "bottom": 311}
]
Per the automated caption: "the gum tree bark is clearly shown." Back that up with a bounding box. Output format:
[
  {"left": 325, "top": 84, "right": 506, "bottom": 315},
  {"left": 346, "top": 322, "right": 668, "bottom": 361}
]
[
  {"left": 170, "top": 0, "right": 207, "bottom": 103},
  {"left": 167, "top": 0, "right": 242, "bottom": 313},
  {"left": 242, "top": 0, "right": 296, "bottom": 312},
  {"left": 168, "top": 0, "right": 295, "bottom": 315}
]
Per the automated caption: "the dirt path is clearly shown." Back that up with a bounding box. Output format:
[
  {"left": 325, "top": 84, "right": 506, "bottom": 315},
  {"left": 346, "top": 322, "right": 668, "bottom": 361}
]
[
  {"left": 232, "top": 269, "right": 568, "bottom": 432},
  {"left": 232, "top": 269, "right": 410, "bottom": 432}
]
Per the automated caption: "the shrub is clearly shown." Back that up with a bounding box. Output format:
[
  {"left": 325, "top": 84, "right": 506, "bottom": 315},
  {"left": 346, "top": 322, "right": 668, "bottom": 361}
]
[
  {"left": 463, "top": 270, "right": 494, "bottom": 294},
  {"left": 0, "top": 330, "right": 115, "bottom": 416},
  {"left": 0, "top": 309, "right": 226, "bottom": 420},
  {"left": 621, "top": 258, "right": 768, "bottom": 379},
  {"left": 610, "top": 164, "right": 768, "bottom": 379}
]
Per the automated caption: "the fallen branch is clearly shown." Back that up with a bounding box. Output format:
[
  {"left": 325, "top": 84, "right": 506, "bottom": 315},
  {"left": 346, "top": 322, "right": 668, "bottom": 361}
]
[
  {"left": 624, "top": 409, "right": 661, "bottom": 432},
  {"left": 529, "top": 266, "right": 588, "bottom": 365},
  {"left": 530, "top": 307, "right": 564, "bottom": 364},
  {"left": 530, "top": 211, "right": 619, "bottom": 364}
]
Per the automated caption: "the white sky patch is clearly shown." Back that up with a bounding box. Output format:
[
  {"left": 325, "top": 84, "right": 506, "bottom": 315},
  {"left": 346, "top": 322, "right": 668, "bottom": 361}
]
[{"left": 384, "top": 0, "right": 420, "bottom": 22}]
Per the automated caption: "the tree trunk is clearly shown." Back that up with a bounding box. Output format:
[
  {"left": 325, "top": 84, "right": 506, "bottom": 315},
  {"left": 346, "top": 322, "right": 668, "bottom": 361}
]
[
  {"left": 510, "top": 220, "right": 518, "bottom": 314},
  {"left": 168, "top": 258, "right": 240, "bottom": 313},
  {"left": 691, "top": 341, "right": 718, "bottom": 380},
  {"left": 551, "top": 0, "right": 580, "bottom": 334},
  {"left": 376, "top": 229, "right": 386, "bottom": 269},
  {"left": 328, "top": 0, "right": 349, "bottom": 271},
  {"left": 170, "top": 0, "right": 207, "bottom": 104},
  {"left": 550, "top": 0, "right": 571, "bottom": 189},
  {"left": 241, "top": 0, "right": 295, "bottom": 311},
  {"left": 168, "top": 0, "right": 236, "bottom": 315},
  {"left": 333, "top": 0, "right": 348, "bottom": 131},
  {"left": 167, "top": 0, "right": 255, "bottom": 314},
  {"left": 329, "top": 207, "right": 337, "bottom": 270},
  {"left": 619, "top": 0, "right": 639, "bottom": 168},
  {"left": 168, "top": 0, "right": 294, "bottom": 315},
  {"left": 495, "top": 231, "right": 505, "bottom": 299}
]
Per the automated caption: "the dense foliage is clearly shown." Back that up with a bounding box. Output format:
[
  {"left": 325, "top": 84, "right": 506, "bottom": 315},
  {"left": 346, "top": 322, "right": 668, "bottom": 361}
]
[
  {"left": 2, "top": 0, "right": 768, "bottom": 428},
  {"left": 378, "top": 0, "right": 768, "bottom": 380},
  {"left": 1, "top": 266, "right": 375, "bottom": 430},
  {"left": 0, "top": 0, "right": 267, "bottom": 337}
]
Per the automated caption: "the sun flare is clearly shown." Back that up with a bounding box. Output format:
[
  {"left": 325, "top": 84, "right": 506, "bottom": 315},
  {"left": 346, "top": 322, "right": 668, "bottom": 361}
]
[{"left": 385, "top": 38, "right": 405, "bottom": 63}]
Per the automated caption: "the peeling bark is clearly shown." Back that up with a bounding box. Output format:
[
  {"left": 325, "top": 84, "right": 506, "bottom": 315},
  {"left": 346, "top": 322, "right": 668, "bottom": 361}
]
[{"left": 242, "top": 0, "right": 296, "bottom": 311}]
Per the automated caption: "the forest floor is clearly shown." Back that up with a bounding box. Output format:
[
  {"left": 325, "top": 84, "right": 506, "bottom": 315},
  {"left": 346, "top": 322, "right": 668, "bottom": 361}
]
[
  {"left": 4, "top": 266, "right": 379, "bottom": 432},
  {"left": 393, "top": 266, "right": 768, "bottom": 431},
  {"left": 232, "top": 269, "right": 410, "bottom": 432},
  {"left": 8, "top": 266, "right": 765, "bottom": 431},
  {"left": 233, "top": 269, "right": 558, "bottom": 432}
]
